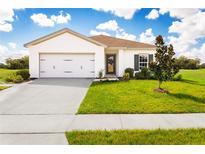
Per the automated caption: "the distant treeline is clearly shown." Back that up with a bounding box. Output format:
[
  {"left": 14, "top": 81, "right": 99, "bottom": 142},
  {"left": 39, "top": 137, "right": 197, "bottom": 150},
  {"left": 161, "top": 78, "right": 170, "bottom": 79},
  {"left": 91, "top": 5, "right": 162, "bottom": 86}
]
[
  {"left": 0, "top": 56, "right": 29, "bottom": 69},
  {"left": 175, "top": 56, "right": 205, "bottom": 69}
]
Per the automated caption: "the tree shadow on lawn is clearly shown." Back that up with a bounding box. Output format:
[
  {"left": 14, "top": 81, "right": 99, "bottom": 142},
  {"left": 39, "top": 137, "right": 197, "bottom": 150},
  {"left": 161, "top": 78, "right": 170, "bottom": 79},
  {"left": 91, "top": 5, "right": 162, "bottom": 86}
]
[
  {"left": 180, "top": 79, "right": 205, "bottom": 87},
  {"left": 168, "top": 93, "right": 205, "bottom": 104}
]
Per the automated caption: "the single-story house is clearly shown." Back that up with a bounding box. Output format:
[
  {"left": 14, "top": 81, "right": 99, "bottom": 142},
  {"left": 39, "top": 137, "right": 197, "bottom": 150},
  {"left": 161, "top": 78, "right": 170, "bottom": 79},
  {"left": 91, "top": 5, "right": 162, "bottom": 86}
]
[{"left": 24, "top": 28, "right": 156, "bottom": 78}]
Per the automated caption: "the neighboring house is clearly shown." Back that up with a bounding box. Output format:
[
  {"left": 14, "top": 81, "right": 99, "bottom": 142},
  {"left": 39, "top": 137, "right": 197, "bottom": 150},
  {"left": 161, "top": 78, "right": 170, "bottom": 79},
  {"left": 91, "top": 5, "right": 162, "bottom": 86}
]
[{"left": 24, "top": 28, "right": 156, "bottom": 78}]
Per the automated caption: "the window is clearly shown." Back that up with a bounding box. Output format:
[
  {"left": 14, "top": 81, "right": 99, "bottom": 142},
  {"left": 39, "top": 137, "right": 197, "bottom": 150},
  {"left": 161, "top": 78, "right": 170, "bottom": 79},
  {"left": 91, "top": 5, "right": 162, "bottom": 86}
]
[{"left": 139, "top": 54, "right": 148, "bottom": 70}]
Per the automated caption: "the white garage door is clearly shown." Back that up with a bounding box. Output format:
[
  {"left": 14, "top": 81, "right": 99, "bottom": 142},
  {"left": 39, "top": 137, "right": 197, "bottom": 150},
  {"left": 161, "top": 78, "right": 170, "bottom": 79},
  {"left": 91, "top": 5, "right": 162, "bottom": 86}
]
[{"left": 39, "top": 53, "right": 95, "bottom": 78}]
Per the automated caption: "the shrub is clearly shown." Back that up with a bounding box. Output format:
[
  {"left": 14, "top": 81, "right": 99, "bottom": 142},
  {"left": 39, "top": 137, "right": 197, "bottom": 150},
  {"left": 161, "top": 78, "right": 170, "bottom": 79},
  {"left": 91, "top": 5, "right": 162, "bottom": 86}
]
[
  {"left": 14, "top": 75, "right": 24, "bottom": 83},
  {"left": 173, "top": 74, "right": 182, "bottom": 81},
  {"left": 149, "top": 71, "right": 156, "bottom": 79},
  {"left": 135, "top": 68, "right": 152, "bottom": 79},
  {"left": 16, "top": 69, "right": 30, "bottom": 80},
  {"left": 135, "top": 72, "right": 144, "bottom": 79},
  {"left": 98, "top": 70, "right": 103, "bottom": 79},
  {"left": 122, "top": 72, "right": 130, "bottom": 81},
  {"left": 124, "top": 68, "right": 134, "bottom": 78},
  {"left": 5, "top": 69, "right": 29, "bottom": 83},
  {"left": 140, "top": 68, "right": 151, "bottom": 79},
  {"left": 6, "top": 74, "right": 24, "bottom": 83}
]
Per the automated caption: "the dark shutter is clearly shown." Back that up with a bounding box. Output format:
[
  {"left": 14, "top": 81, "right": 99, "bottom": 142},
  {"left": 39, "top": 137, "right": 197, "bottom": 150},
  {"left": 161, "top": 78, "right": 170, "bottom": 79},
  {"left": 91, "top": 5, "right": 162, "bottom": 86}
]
[
  {"left": 134, "top": 54, "right": 139, "bottom": 71},
  {"left": 149, "top": 54, "right": 153, "bottom": 62}
]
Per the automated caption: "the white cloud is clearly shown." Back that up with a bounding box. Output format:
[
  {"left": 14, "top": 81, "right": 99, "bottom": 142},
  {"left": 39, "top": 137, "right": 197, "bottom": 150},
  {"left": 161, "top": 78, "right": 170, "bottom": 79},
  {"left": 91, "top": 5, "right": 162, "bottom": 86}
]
[
  {"left": 145, "top": 8, "right": 199, "bottom": 20},
  {"left": 3, "top": 50, "right": 29, "bottom": 63},
  {"left": 0, "top": 23, "right": 12, "bottom": 32},
  {"left": 145, "top": 9, "right": 203, "bottom": 54},
  {"left": 50, "top": 11, "right": 71, "bottom": 24},
  {"left": 167, "top": 36, "right": 190, "bottom": 54},
  {"left": 0, "top": 43, "right": 28, "bottom": 63},
  {"left": 167, "top": 10, "right": 205, "bottom": 60},
  {"left": 90, "top": 20, "right": 136, "bottom": 41},
  {"left": 148, "top": 9, "right": 205, "bottom": 62},
  {"left": 0, "top": 9, "right": 14, "bottom": 22},
  {"left": 159, "top": 8, "right": 199, "bottom": 19},
  {"left": 145, "top": 9, "right": 159, "bottom": 20},
  {"left": 0, "top": 44, "right": 8, "bottom": 55},
  {"left": 96, "top": 20, "right": 119, "bottom": 31},
  {"left": 0, "top": 8, "right": 14, "bottom": 32},
  {"left": 30, "top": 13, "right": 54, "bottom": 27},
  {"left": 8, "top": 42, "right": 16, "bottom": 49},
  {"left": 177, "top": 43, "right": 205, "bottom": 63},
  {"left": 94, "top": 8, "right": 139, "bottom": 20},
  {"left": 12, "top": 49, "right": 29, "bottom": 58},
  {"left": 30, "top": 11, "right": 71, "bottom": 27},
  {"left": 89, "top": 30, "right": 110, "bottom": 36},
  {"left": 168, "top": 11, "right": 205, "bottom": 39},
  {"left": 139, "top": 28, "right": 156, "bottom": 44},
  {"left": 116, "top": 29, "right": 136, "bottom": 41},
  {"left": 0, "top": 44, "right": 8, "bottom": 62}
]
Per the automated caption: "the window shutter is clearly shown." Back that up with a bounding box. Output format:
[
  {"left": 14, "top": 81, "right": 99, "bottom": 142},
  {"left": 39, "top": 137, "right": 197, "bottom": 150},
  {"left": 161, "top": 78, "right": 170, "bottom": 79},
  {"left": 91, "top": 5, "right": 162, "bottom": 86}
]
[
  {"left": 149, "top": 54, "right": 153, "bottom": 62},
  {"left": 134, "top": 54, "right": 139, "bottom": 71}
]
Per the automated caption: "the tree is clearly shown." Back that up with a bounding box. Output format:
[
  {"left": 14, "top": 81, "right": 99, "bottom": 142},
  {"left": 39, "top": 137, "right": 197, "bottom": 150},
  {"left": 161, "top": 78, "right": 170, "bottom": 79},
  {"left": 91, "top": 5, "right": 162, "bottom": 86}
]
[
  {"left": 20, "top": 56, "right": 29, "bottom": 69},
  {"left": 149, "top": 35, "right": 179, "bottom": 92},
  {"left": 175, "top": 56, "right": 200, "bottom": 69},
  {"left": 0, "top": 63, "right": 7, "bottom": 68},
  {"left": 5, "top": 56, "right": 29, "bottom": 69},
  {"left": 199, "top": 63, "right": 205, "bottom": 68}
]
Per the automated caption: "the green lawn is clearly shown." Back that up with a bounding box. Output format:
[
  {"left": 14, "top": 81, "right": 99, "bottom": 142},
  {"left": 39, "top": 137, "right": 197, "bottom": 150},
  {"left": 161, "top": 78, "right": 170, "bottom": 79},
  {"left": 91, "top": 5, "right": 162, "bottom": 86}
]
[
  {"left": 0, "top": 86, "right": 9, "bottom": 91},
  {"left": 66, "top": 128, "right": 205, "bottom": 145},
  {"left": 78, "top": 69, "right": 205, "bottom": 114},
  {"left": 0, "top": 69, "right": 20, "bottom": 83},
  {"left": 178, "top": 69, "right": 205, "bottom": 85}
]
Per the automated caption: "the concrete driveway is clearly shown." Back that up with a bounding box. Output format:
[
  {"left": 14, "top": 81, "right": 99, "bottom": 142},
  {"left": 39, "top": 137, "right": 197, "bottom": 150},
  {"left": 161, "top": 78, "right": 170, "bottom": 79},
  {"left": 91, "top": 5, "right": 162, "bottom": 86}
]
[{"left": 0, "top": 78, "right": 92, "bottom": 144}]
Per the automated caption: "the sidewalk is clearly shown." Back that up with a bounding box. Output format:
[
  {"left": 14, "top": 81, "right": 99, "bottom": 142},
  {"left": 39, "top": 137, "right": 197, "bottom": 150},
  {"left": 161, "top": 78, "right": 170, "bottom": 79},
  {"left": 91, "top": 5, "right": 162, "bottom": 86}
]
[
  {"left": 1, "top": 114, "right": 205, "bottom": 134},
  {"left": 1, "top": 113, "right": 205, "bottom": 144},
  {"left": 68, "top": 113, "right": 205, "bottom": 130}
]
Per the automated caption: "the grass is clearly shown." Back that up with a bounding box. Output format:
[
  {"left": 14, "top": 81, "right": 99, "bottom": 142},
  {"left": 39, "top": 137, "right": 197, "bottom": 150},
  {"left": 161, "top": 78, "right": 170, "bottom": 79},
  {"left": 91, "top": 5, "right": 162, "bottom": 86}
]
[
  {"left": 78, "top": 69, "right": 205, "bottom": 114},
  {"left": 0, "top": 86, "right": 9, "bottom": 91},
  {"left": 178, "top": 69, "right": 205, "bottom": 85},
  {"left": 66, "top": 128, "right": 205, "bottom": 145},
  {"left": 0, "top": 68, "right": 20, "bottom": 84}
]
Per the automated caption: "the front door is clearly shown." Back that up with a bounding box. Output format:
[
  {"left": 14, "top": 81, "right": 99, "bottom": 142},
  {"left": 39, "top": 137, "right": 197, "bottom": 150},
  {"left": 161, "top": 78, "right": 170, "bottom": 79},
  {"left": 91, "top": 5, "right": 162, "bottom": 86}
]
[{"left": 106, "top": 54, "right": 116, "bottom": 74}]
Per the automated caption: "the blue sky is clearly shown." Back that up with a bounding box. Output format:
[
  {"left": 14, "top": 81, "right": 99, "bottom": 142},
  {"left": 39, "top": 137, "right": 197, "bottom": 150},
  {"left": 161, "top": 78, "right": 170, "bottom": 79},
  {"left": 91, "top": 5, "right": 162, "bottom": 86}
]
[{"left": 0, "top": 8, "right": 205, "bottom": 62}]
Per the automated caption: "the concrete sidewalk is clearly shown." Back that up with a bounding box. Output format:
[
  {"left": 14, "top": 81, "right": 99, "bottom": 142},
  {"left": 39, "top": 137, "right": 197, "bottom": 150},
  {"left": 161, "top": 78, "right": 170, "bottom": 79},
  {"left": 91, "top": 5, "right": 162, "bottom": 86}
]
[
  {"left": 1, "top": 113, "right": 205, "bottom": 133},
  {"left": 68, "top": 113, "right": 205, "bottom": 130},
  {"left": 1, "top": 113, "right": 205, "bottom": 144}
]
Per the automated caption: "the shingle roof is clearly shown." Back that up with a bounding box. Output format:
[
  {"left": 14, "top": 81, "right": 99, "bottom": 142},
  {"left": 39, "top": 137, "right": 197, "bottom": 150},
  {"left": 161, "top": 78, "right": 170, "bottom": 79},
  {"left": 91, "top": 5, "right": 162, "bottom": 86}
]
[{"left": 90, "top": 35, "right": 156, "bottom": 48}]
